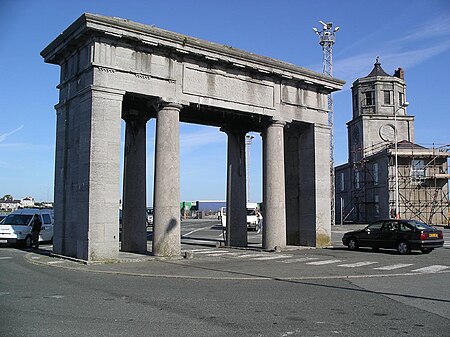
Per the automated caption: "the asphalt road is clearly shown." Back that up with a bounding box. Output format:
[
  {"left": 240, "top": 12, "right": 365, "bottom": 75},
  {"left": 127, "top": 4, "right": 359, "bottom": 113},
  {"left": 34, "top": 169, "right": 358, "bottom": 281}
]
[{"left": 1, "top": 220, "right": 449, "bottom": 337}]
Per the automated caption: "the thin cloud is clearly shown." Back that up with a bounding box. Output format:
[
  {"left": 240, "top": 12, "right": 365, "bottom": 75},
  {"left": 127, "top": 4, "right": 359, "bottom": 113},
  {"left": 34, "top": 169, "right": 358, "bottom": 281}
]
[
  {"left": 145, "top": 127, "right": 226, "bottom": 156},
  {"left": 0, "top": 142, "right": 53, "bottom": 151},
  {"left": 0, "top": 125, "right": 24, "bottom": 142},
  {"left": 320, "top": 15, "right": 450, "bottom": 92},
  {"left": 180, "top": 128, "right": 225, "bottom": 154}
]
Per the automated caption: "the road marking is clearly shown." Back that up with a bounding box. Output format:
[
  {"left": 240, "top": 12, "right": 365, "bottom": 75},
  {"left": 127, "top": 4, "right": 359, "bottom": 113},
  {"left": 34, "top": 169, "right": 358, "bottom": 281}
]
[
  {"left": 207, "top": 252, "right": 239, "bottom": 257},
  {"left": 251, "top": 254, "right": 293, "bottom": 261},
  {"left": 374, "top": 263, "right": 414, "bottom": 270},
  {"left": 44, "top": 295, "right": 65, "bottom": 299},
  {"left": 278, "top": 257, "right": 320, "bottom": 264},
  {"left": 0, "top": 257, "right": 12, "bottom": 260},
  {"left": 182, "top": 226, "right": 213, "bottom": 237},
  {"left": 47, "top": 260, "right": 64, "bottom": 264},
  {"left": 194, "top": 250, "right": 229, "bottom": 254},
  {"left": 236, "top": 253, "right": 270, "bottom": 258},
  {"left": 411, "top": 265, "right": 450, "bottom": 273},
  {"left": 306, "top": 259, "right": 342, "bottom": 265},
  {"left": 338, "top": 261, "right": 378, "bottom": 268}
]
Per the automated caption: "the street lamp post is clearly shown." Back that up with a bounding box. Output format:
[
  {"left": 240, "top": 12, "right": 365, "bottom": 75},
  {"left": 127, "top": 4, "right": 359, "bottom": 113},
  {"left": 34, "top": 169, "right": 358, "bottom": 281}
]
[{"left": 394, "top": 101, "right": 409, "bottom": 219}]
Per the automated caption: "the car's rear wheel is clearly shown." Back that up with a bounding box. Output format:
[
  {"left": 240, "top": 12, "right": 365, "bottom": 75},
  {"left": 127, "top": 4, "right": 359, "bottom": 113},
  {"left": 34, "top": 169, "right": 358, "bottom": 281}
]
[
  {"left": 348, "top": 237, "right": 358, "bottom": 251},
  {"left": 397, "top": 241, "right": 410, "bottom": 255},
  {"left": 420, "top": 248, "right": 433, "bottom": 254}
]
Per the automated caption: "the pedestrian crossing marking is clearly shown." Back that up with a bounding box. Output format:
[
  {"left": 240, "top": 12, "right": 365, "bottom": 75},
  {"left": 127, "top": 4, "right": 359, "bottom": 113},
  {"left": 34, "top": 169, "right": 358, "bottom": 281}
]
[
  {"left": 278, "top": 257, "right": 320, "bottom": 264},
  {"left": 306, "top": 259, "right": 342, "bottom": 265},
  {"left": 411, "top": 265, "right": 450, "bottom": 273},
  {"left": 338, "top": 261, "right": 378, "bottom": 268},
  {"left": 207, "top": 252, "right": 239, "bottom": 257},
  {"left": 251, "top": 254, "right": 292, "bottom": 261},
  {"left": 374, "top": 263, "right": 414, "bottom": 270},
  {"left": 194, "top": 250, "right": 229, "bottom": 254},
  {"left": 236, "top": 253, "right": 270, "bottom": 258}
]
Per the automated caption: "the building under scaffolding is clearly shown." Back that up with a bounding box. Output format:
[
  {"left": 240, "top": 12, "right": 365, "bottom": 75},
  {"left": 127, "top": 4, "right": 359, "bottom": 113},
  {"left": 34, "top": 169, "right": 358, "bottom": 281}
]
[{"left": 335, "top": 59, "right": 449, "bottom": 225}]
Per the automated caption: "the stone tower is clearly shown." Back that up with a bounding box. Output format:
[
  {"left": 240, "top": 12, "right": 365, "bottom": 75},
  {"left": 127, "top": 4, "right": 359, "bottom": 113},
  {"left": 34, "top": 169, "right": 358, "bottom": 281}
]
[{"left": 346, "top": 58, "right": 414, "bottom": 163}]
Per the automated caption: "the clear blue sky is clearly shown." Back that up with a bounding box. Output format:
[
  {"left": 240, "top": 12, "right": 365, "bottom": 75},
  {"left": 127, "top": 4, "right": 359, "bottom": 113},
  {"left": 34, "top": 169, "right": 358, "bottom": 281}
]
[{"left": 1, "top": 0, "right": 449, "bottom": 204}]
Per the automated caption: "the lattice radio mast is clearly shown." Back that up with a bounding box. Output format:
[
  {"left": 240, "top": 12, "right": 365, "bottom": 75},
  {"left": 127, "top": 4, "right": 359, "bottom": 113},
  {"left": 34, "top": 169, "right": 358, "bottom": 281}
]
[{"left": 313, "top": 21, "right": 339, "bottom": 226}]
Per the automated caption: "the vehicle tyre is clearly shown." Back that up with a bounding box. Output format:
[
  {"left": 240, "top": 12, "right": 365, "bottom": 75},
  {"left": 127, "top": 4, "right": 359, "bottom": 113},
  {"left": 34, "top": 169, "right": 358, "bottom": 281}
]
[
  {"left": 24, "top": 235, "right": 33, "bottom": 248},
  {"left": 420, "top": 248, "right": 433, "bottom": 254},
  {"left": 347, "top": 237, "right": 358, "bottom": 251},
  {"left": 397, "top": 241, "right": 410, "bottom": 255}
]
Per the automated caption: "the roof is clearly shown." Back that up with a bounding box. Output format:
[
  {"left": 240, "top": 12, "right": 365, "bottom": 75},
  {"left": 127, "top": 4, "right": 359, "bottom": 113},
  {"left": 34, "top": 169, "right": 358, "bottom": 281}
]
[
  {"left": 396, "top": 140, "right": 427, "bottom": 150},
  {"left": 364, "top": 58, "right": 391, "bottom": 78}
]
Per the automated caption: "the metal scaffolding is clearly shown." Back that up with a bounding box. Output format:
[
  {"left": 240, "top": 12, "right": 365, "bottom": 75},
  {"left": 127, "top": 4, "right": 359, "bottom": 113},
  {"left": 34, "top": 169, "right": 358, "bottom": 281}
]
[{"left": 339, "top": 142, "right": 449, "bottom": 225}]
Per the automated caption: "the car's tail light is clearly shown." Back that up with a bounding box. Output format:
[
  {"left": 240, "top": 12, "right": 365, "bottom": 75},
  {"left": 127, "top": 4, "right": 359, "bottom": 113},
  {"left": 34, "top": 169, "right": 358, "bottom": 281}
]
[
  {"left": 439, "top": 232, "right": 443, "bottom": 239},
  {"left": 420, "top": 232, "right": 427, "bottom": 240}
]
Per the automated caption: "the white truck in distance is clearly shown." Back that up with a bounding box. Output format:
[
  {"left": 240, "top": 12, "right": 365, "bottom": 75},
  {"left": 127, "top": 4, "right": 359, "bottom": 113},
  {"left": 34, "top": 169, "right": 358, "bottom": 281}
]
[{"left": 219, "top": 203, "right": 262, "bottom": 232}]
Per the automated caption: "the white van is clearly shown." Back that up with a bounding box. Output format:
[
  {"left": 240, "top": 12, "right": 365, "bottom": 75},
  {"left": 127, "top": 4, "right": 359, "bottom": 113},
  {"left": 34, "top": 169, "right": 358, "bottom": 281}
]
[
  {"left": 0, "top": 208, "right": 54, "bottom": 247},
  {"left": 219, "top": 204, "right": 262, "bottom": 232}
]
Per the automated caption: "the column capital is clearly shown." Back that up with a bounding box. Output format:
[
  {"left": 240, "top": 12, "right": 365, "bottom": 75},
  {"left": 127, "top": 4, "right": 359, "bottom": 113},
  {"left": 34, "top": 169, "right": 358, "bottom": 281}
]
[
  {"left": 270, "top": 119, "right": 287, "bottom": 127},
  {"left": 159, "top": 101, "right": 184, "bottom": 111},
  {"left": 122, "top": 108, "right": 151, "bottom": 123}
]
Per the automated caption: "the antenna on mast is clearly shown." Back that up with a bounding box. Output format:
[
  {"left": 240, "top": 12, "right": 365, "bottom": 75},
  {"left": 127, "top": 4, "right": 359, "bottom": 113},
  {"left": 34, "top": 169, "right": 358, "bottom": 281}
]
[{"left": 313, "top": 20, "right": 339, "bottom": 226}]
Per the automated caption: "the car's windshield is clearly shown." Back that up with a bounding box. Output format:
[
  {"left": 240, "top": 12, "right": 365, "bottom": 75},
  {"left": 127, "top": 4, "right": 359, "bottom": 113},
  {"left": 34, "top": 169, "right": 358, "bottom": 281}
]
[
  {"left": 403, "top": 220, "right": 434, "bottom": 231},
  {"left": 2, "top": 214, "right": 33, "bottom": 226}
]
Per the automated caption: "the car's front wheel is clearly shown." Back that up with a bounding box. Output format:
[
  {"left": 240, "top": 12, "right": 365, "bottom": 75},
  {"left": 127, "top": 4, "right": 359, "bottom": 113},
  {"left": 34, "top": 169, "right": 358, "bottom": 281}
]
[
  {"left": 24, "top": 235, "right": 33, "bottom": 248},
  {"left": 397, "top": 241, "right": 410, "bottom": 255},
  {"left": 347, "top": 237, "right": 358, "bottom": 251}
]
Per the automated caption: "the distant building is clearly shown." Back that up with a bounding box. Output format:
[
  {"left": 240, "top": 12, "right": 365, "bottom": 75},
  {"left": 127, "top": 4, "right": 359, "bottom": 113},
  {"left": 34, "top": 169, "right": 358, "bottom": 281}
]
[
  {"left": 21, "top": 196, "right": 35, "bottom": 208},
  {"left": 335, "top": 59, "right": 449, "bottom": 225},
  {"left": 0, "top": 196, "right": 41, "bottom": 212},
  {"left": 0, "top": 199, "right": 21, "bottom": 212}
]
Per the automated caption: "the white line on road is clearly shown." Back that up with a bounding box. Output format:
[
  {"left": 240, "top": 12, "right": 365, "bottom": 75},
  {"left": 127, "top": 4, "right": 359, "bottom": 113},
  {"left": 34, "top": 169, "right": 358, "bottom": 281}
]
[
  {"left": 207, "top": 252, "right": 239, "bottom": 257},
  {"left": 194, "top": 250, "right": 229, "bottom": 254},
  {"left": 236, "top": 253, "right": 270, "bottom": 258},
  {"left": 411, "top": 265, "right": 450, "bottom": 273},
  {"left": 182, "top": 226, "right": 213, "bottom": 237},
  {"left": 373, "top": 263, "right": 414, "bottom": 270},
  {"left": 338, "top": 261, "right": 378, "bottom": 268},
  {"left": 0, "top": 257, "right": 12, "bottom": 260},
  {"left": 306, "top": 259, "right": 342, "bottom": 265},
  {"left": 251, "top": 254, "right": 293, "bottom": 261},
  {"left": 278, "top": 257, "right": 320, "bottom": 264}
]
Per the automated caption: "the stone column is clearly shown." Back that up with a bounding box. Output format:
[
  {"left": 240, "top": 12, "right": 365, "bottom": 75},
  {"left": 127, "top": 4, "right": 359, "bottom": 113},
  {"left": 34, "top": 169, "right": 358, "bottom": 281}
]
[
  {"left": 152, "top": 103, "right": 182, "bottom": 256},
  {"left": 222, "top": 128, "right": 248, "bottom": 247},
  {"left": 53, "top": 101, "right": 68, "bottom": 256},
  {"left": 263, "top": 120, "right": 287, "bottom": 250},
  {"left": 121, "top": 109, "right": 150, "bottom": 253}
]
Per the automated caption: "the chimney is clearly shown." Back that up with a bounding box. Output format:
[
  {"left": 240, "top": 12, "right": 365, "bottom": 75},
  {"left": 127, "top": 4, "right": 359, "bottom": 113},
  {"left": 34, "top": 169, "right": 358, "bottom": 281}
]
[{"left": 394, "top": 67, "right": 404, "bottom": 79}]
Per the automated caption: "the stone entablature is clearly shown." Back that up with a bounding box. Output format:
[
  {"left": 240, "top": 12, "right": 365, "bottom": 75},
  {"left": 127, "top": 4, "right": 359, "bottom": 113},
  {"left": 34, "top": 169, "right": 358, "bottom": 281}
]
[{"left": 42, "top": 14, "right": 343, "bottom": 127}]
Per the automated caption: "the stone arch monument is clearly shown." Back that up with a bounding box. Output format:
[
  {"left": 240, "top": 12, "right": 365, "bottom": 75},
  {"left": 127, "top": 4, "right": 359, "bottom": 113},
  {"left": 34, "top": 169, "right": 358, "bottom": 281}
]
[{"left": 41, "top": 14, "right": 344, "bottom": 262}]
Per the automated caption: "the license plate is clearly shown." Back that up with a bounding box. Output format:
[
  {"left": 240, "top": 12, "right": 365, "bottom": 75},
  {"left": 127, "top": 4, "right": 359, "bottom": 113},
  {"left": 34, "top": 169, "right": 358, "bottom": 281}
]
[
  {"left": 0, "top": 239, "right": 7, "bottom": 243},
  {"left": 429, "top": 233, "right": 438, "bottom": 238}
]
